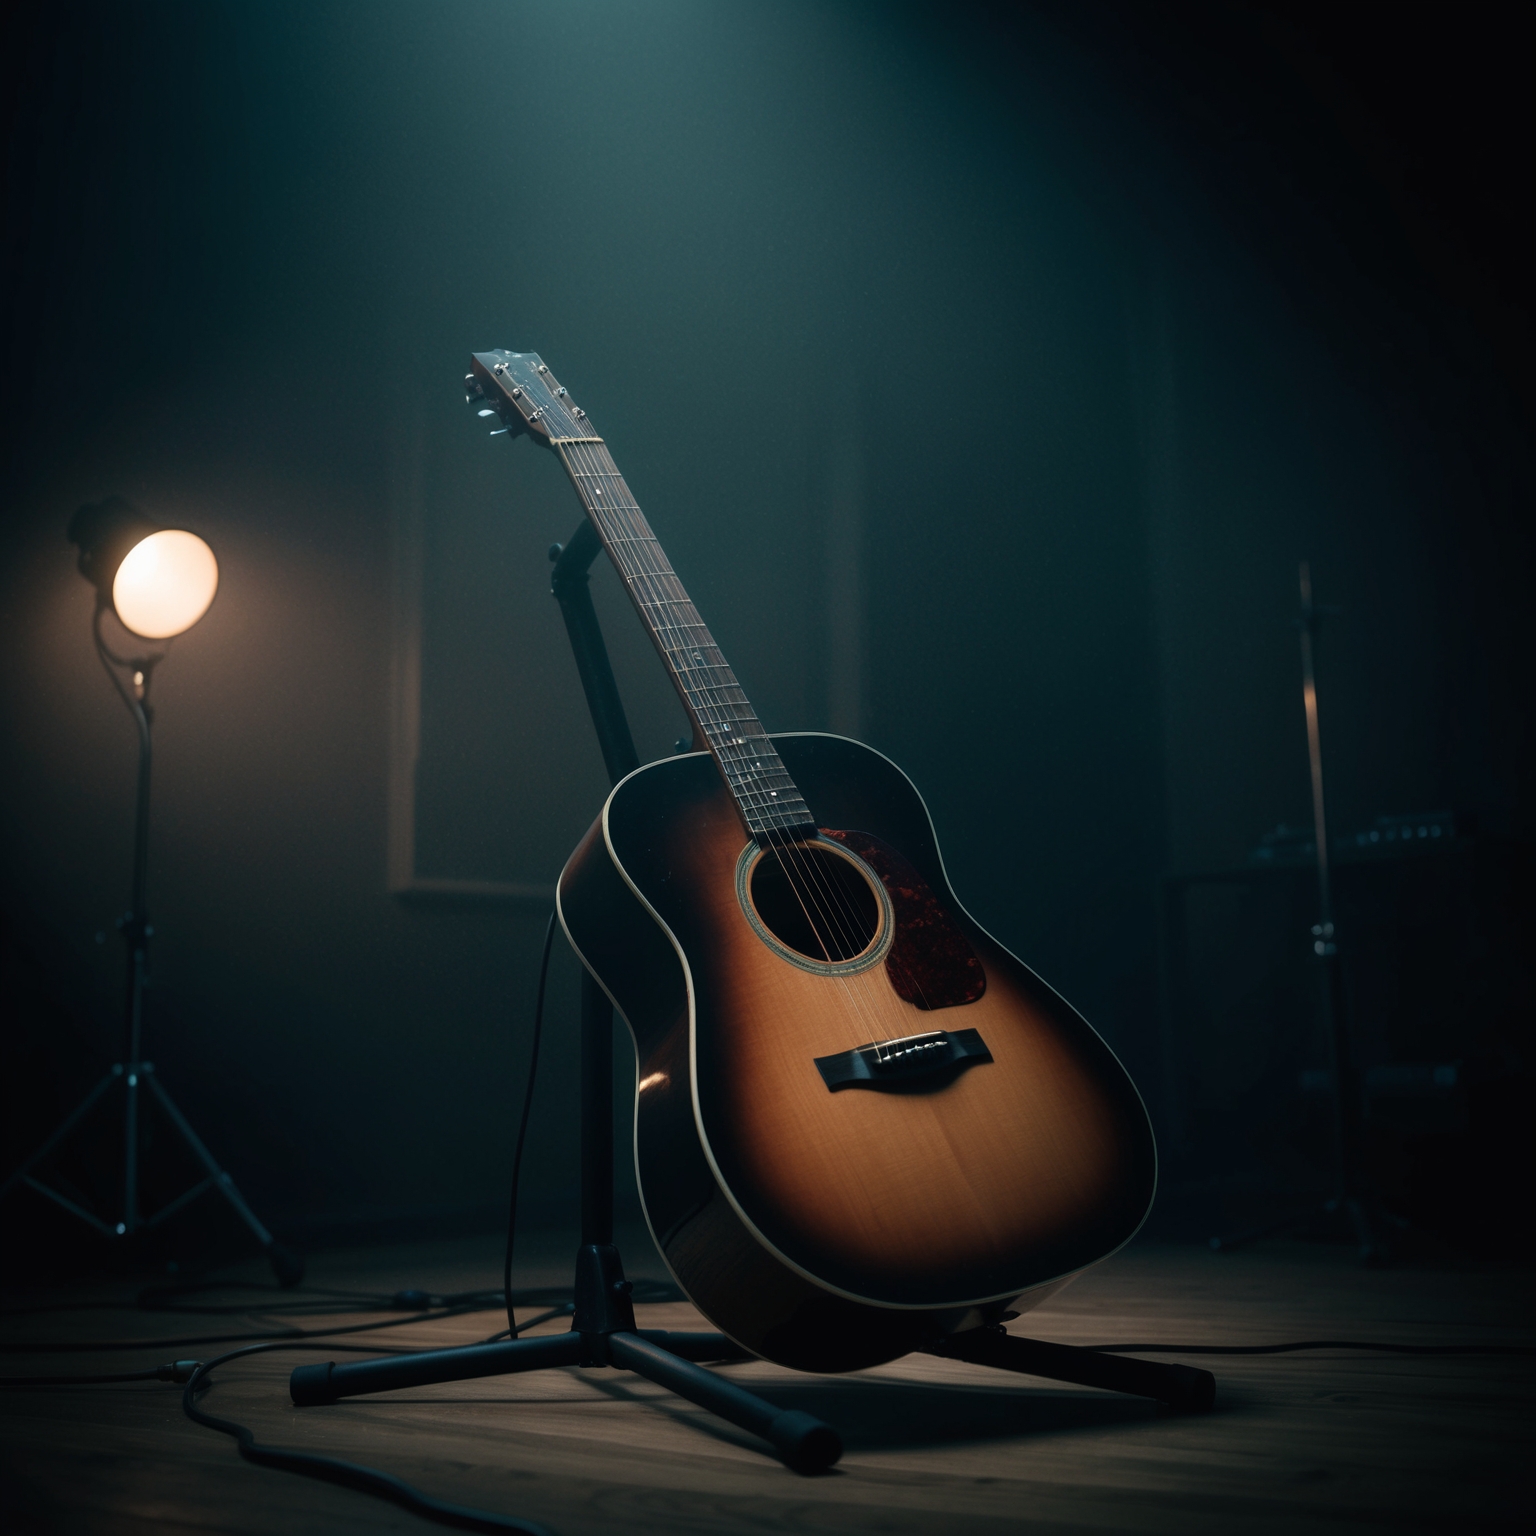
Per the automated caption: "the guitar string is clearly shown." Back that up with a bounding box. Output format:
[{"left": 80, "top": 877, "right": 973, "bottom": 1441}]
[
  {"left": 558, "top": 440, "right": 857, "bottom": 968},
  {"left": 548, "top": 406, "right": 908, "bottom": 1055},
  {"left": 593, "top": 425, "right": 947, "bottom": 1038},
  {"left": 560, "top": 432, "right": 927, "bottom": 1054},
  {"left": 558, "top": 437, "right": 892, "bottom": 1048},
  {"left": 537, "top": 405, "right": 879, "bottom": 984},
  {"left": 556, "top": 439, "right": 861, "bottom": 991},
  {"left": 550, "top": 409, "right": 907, "bottom": 1052}
]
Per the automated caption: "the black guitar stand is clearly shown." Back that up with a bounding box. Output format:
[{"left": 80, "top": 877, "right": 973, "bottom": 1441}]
[{"left": 288, "top": 518, "right": 1214, "bottom": 1471}]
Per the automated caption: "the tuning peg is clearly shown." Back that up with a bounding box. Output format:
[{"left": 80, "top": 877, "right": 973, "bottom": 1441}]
[
  {"left": 464, "top": 373, "right": 483, "bottom": 398},
  {"left": 477, "top": 408, "right": 497, "bottom": 418},
  {"left": 489, "top": 427, "right": 509, "bottom": 436}
]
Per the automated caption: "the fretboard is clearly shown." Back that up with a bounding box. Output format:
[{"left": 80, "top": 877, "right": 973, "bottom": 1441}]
[{"left": 555, "top": 438, "right": 816, "bottom": 840}]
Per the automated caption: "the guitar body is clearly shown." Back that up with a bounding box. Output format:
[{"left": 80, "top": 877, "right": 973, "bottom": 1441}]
[{"left": 558, "top": 731, "right": 1156, "bottom": 1373}]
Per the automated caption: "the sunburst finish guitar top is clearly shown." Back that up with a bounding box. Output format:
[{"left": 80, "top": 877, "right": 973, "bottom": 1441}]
[{"left": 469, "top": 349, "right": 1156, "bottom": 1373}]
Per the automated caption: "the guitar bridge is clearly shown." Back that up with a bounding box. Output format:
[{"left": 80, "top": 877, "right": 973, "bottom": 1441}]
[{"left": 814, "top": 1029, "right": 992, "bottom": 1092}]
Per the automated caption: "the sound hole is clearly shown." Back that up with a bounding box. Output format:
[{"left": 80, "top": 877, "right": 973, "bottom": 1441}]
[{"left": 749, "top": 844, "right": 880, "bottom": 962}]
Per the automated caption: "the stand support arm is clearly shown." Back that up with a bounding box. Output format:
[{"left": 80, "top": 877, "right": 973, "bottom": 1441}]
[{"left": 928, "top": 1329, "right": 1215, "bottom": 1412}]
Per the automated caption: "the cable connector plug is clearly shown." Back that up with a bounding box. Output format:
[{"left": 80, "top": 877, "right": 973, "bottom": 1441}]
[{"left": 157, "top": 1360, "right": 204, "bottom": 1383}]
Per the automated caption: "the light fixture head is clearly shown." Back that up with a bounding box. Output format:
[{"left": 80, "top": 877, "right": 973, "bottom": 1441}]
[{"left": 69, "top": 497, "right": 219, "bottom": 640}]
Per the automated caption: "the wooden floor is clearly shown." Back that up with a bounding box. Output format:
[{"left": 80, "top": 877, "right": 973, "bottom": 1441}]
[{"left": 2, "top": 1229, "right": 1531, "bottom": 1535}]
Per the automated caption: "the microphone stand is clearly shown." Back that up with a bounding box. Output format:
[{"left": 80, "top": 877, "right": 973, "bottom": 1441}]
[
  {"left": 0, "top": 604, "right": 301, "bottom": 1284},
  {"left": 1211, "top": 563, "right": 1388, "bottom": 1263},
  {"left": 286, "top": 514, "right": 1213, "bottom": 1470}
]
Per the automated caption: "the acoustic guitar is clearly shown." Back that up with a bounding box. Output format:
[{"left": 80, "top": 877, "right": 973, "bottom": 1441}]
[{"left": 468, "top": 349, "right": 1156, "bottom": 1373}]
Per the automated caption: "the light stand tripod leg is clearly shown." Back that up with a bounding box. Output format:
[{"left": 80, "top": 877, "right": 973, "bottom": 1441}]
[
  {"left": 0, "top": 1070, "right": 119, "bottom": 1205},
  {"left": 3, "top": 610, "right": 298, "bottom": 1279},
  {"left": 143, "top": 1071, "right": 304, "bottom": 1285},
  {"left": 123, "top": 1052, "right": 140, "bottom": 1232}
]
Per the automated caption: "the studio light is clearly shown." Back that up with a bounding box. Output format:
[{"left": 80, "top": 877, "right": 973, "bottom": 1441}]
[
  {"left": 67, "top": 496, "right": 220, "bottom": 638},
  {"left": 0, "top": 499, "right": 298, "bottom": 1283}
]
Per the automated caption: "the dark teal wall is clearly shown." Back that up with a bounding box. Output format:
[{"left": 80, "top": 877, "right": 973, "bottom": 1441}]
[{"left": 2, "top": 1, "right": 1528, "bottom": 1256}]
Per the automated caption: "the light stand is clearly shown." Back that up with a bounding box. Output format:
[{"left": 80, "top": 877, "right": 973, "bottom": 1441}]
[
  {"left": 1210, "top": 562, "right": 1388, "bottom": 1263},
  {"left": 285, "top": 513, "right": 1214, "bottom": 1470},
  {"left": 0, "top": 502, "right": 301, "bottom": 1286}
]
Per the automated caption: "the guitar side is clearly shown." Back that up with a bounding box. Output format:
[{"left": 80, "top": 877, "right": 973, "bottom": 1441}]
[{"left": 558, "top": 732, "right": 1156, "bottom": 1372}]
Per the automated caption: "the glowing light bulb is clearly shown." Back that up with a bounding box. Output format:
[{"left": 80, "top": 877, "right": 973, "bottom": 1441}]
[{"left": 112, "top": 530, "right": 219, "bottom": 638}]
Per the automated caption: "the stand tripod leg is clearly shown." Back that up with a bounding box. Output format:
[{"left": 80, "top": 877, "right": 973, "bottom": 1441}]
[
  {"left": 0, "top": 1071, "right": 119, "bottom": 1204},
  {"left": 123, "top": 1058, "right": 140, "bottom": 1232},
  {"left": 144, "top": 1071, "right": 304, "bottom": 1285},
  {"left": 928, "top": 1329, "right": 1215, "bottom": 1412},
  {"left": 608, "top": 1332, "right": 840, "bottom": 1471},
  {"left": 292, "top": 1333, "right": 588, "bottom": 1404},
  {"left": 291, "top": 1326, "right": 838, "bottom": 1472},
  {"left": 291, "top": 521, "right": 831, "bottom": 1471}
]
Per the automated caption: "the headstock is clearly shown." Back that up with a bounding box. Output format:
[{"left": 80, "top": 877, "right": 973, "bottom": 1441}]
[{"left": 465, "top": 349, "right": 596, "bottom": 446}]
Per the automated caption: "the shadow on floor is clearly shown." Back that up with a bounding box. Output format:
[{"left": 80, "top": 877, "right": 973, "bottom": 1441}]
[{"left": 582, "top": 1367, "right": 1170, "bottom": 1454}]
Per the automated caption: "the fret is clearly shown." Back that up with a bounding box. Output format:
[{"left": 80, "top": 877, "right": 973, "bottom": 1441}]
[{"left": 555, "top": 436, "right": 815, "bottom": 837}]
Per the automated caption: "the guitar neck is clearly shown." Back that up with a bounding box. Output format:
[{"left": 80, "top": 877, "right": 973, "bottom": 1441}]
[
  {"left": 468, "top": 348, "right": 817, "bottom": 840},
  {"left": 553, "top": 437, "right": 815, "bottom": 840}
]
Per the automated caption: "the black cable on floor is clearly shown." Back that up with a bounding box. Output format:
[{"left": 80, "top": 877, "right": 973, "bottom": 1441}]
[
  {"left": 0, "top": 1283, "right": 515, "bottom": 1322},
  {"left": 0, "top": 1361, "right": 201, "bottom": 1386},
  {"left": 9, "top": 1327, "right": 1523, "bottom": 1388},
  {"left": 0, "top": 1303, "right": 498, "bottom": 1354},
  {"left": 4, "top": 1329, "right": 1529, "bottom": 1535},
  {"left": 505, "top": 911, "right": 556, "bottom": 1340},
  {"left": 1088, "top": 1339, "right": 1536, "bottom": 1356},
  {"left": 180, "top": 1342, "right": 555, "bottom": 1536},
  {"left": 0, "top": 1281, "right": 685, "bottom": 1356}
]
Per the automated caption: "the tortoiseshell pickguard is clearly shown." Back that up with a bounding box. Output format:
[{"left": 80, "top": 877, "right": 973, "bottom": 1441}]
[{"left": 820, "top": 828, "right": 986, "bottom": 1010}]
